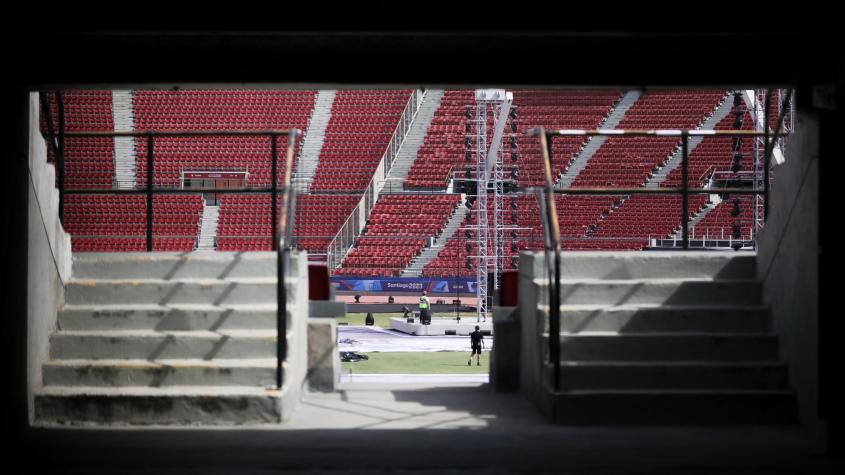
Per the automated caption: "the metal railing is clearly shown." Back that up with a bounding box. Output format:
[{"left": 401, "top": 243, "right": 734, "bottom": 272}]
[
  {"left": 327, "top": 89, "right": 426, "bottom": 270},
  {"left": 526, "top": 88, "right": 793, "bottom": 392},
  {"left": 39, "top": 91, "right": 301, "bottom": 389}
]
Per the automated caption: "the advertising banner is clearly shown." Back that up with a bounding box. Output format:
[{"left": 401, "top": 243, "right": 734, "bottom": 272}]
[{"left": 331, "top": 277, "right": 477, "bottom": 295}]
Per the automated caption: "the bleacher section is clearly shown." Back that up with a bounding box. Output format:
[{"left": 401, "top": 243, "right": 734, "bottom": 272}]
[
  {"left": 511, "top": 90, "right": 622, "bottom": 187},
  {"left": 587, "top": 195, "right": 710, "bottom": 249},
  {"left": 403, "top": 90, "right": 621, "bottom": 189},
  {"left": 46, "top": 88, "right": 768, "bottom": 265},
  {"left": 336, "top": 194, "right": 461, "bottom": 276},
  {"left": 403, "top": 90, "right": 474, "bottom": 189},
  {"left": 310, "top": 90, "right": 412, "bottom": 192},
  {"left": 294, "top": 194, "right": 360, "bottom": 254},
  {"left": 216, "top": 194, "right": 278, "bottom": 251},
  {"left": 133, "top": 90, "right": 315, "bottom": 187},
  {"left": 572, "top": 91, "right": 725, "bottom": 187},
  {"left": 41, "top": 91, "right": 115, "bottom": 189},
  {"left": 694, "top": 196, "right": 756, "bottom": 241},
  {"left": 422, "top": 194, "right": 624, "bottom": 276},
  {"left": 216, "top": 193, "right": 361, "bottom": 252},
  {"left": 64, "top": 194, "right": 203, "bottom": 252},
  {"left": 661, "top": 110, "right": 755, "bottom": 188}
]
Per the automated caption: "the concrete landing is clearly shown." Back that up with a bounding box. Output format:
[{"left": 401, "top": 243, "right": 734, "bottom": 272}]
[
  {"left": 389, "top": 317, "right": 493, "bottom": 335},
  {"left": 23, "top": 382, "right": 837, "bottom": 474}
]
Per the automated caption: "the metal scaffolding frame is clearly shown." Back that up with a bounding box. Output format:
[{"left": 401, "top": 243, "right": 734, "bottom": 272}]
[
  {"left": 474, "top": 96, "right": 489, "bottom": 323},
  {"left": 468, "top": 89, "right": 512, "bottom": 322},
  {"left": 750, "top": 89, "right": 794, "bottom": 238},
  {"left": 493, "top": 101, "right": 505, "bottom": 287}
]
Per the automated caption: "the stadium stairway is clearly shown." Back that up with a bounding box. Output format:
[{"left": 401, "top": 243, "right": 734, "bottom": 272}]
[
  {"left": 401, "top": 194, "right": 469, "bottom": 277},
  {"left": 295, "top": 90, "right": 335, "bottom": 191},
  {"left": 196, "top": 203, "right": 219, "bottom": 251},
  {"left": 112, "top": 90, "right": 136, "bottom": 189},
  {"left": 389, "top": 89, "right": 444, "bottom": 191},
  {"left": 34, "top": 251, "right": 309, "bottom": 426},
  {"left": 668, "top": 198, "right": 720, "bottom": 241},
  {"left": 517, "top": 251, "right": 797, "bottom": 425},
  {"left": 646, "top": 92, "right": 733, "bottom": 188},
  {"left": 555, "top": 91, "right": 641, "bottom": 189}
]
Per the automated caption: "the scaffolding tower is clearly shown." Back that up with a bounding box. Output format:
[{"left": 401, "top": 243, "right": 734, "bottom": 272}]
[
  {"left": 750, "top": 89, "right": 793, "bottom": 238},
  {"left": 469, "top": 89, "right": 512, "bottom": 322}
]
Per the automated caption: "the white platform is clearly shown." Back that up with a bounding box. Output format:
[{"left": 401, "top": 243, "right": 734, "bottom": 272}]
[{"left": 389, "top": 317, "right": 493, "bottom": 336}]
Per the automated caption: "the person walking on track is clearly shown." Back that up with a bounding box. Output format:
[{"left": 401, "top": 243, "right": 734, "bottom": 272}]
[{"left": 468, "top": 325, "right": 484, "bottom": 366}]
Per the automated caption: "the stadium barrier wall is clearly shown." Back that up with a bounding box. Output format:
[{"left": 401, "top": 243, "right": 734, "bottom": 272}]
[{"left": 26, "top": 92, "right": 72, "bottom": 424}]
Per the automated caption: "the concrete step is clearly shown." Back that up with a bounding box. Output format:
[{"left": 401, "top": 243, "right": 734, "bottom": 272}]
[
  {"left": 554, "top": 361, "right": 788, "bottom": 390},
  {"left": 34, "top": 385, "right": 283, "bottom": 425},
  {"left": 43, "top": 359, "right": 276, "bottom": 387},
  {"left": 58, "top": 304, "right": 277, "bottom": 331},
  {"left": 50, "top": 330, "right": 277, "bottom": 359},
  {"left": 558, "top": 304, "right": 770, "bottom": 332},
  {"left": 544, "top": 252, "right": 757, "bottom": 280},
  {"left": 546, "top": 389, "right": 797, "bottom": 425},
  {"left": 555, "top": 279, "right": 762, "bottom": 306},
  {"left": 71, "top": 252, "right": 276, "bottom": 280},
  {"left": 64, "top": 278, "right": 294, "bottom": 306},
  {"left": 553, "top": 333, "right": 779, "bottom": 361}
]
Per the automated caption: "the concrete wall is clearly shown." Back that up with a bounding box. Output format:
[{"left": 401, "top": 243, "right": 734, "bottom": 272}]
[
  {"left": 491, "top": 306, "right": 519, "bottom": 391},
  {"left": 281, "top": 250, "right": 310, "bottom": 419},
  {"left": 26, "top": 92, "right": 73, "bottom": 424},
  {"left": 756, "top": 108, "right": 820, "bottom": 431},
  {"left": 307, "top": 318, "right": 339, "bottom": 392},
  {"left": 518, "top": 252, "right": 547, "bottom": 409}
]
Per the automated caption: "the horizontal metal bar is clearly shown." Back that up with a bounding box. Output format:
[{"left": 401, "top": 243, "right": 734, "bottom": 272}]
[
  {"left": 526, "top": 128, "right": 789, "bottom": 138},
  {"left": 514, "top": 187, "right": 763, "bottom": 195},
  {"left": 62, "top": 129, "right": 298, "bottom": 138},
  {"left": 63, "top": 188, "right": 282, "bottom": 195}
]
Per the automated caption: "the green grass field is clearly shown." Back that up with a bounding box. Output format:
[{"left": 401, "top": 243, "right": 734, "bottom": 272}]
[{"left": 340, "top": 351, "right": 489, "bottom": 374}]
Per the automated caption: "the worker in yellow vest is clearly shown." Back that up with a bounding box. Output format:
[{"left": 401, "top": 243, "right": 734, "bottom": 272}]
[{"left": 419, "top": 290, "right": 431, "bottom": 325}]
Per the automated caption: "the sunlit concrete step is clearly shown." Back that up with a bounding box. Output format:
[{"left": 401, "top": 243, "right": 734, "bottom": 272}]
[
  {"left": 552, "top": 332, "right": 779, "bottom": 361},
  {"left": 525, "top": 251, "right": 756, "bottom": 280},
  {"left": 71, "top": 252, "right": 276, "bottom": 280},
  {"left": 554, "top": 279, "right": 762, "bottom": 306},
  {"left": 34, "top": 385, "right": 283, "bottom": 425},
  {"left": 58, "top": 304, "right": 277, "bottom": 331},
  {"left": 558, "top": 304, "right": 771, "bottom": 332},
  {"left": 64, "top": 278, "right": 297, "bottom": 306},
  {"left": 50, "top": 330, "right": 277, "bottom": 359},
  {"left": 43, "top": 358, "right": 277, "bottom": 387}
]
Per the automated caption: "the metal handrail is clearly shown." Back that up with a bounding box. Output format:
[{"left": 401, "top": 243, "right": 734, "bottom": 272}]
[
  {"left": 276, "top": 129, "right": 300, "bottom": 389},
  {"left": 699, "top": 165, "right": 717, "bottom": 187},
  {"left": 327, "top": 89, "right": 425, "bottom": 271},
  {"left": 40, "top": 90, "right": 302, "bottom": 391},
  {"left": 527, "top": 90, "right": 793, "bottom": 394}
]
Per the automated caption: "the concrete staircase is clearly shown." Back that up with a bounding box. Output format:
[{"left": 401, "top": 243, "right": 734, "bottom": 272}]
[
  {"left": 388, "top": 90, "right": 443, "bottom": 191},
  {"left": 646, "top": 92, "right": 733, "bottom": 188},
  {"left": 556, "top": 91, "right": 641, "bottom": 189},
  {"left": 401, "top": 198, "right": 469, "bottom": 277},
  {"left": 294, "top": 90, "right": 335, "bottom": 191},
  {"left": 112, "top": 90, "right": 136, "bottom": 189},
  {"left": 196, "top": 203, "right": 219, "bottom": 251},
  {"left": 34, "top": 252, "right": 308, "bottom": 426},
  {"left": 521, "top": 252, "right": 797, "bottom": 425}
]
